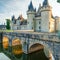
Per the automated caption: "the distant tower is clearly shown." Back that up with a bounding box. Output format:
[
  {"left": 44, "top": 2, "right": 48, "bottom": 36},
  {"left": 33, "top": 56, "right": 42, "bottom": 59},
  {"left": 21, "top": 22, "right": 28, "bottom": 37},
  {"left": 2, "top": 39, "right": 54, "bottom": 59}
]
[
  {"left": 11, "top": 15, "right": 16, "bottom": 30},
  {"left": 27, "top": 1, "right": 36, "bottom": 30},
  {"left": 12, "top": 15, "right": 16, "bottom": 24},
  {"left": 12, "top": 15, "right": 15, "bottom": 20},
  {"left": 41, "top": 0, "right": 52, "bottom": 32},
  {"left": 55, "top": 16, "right": 60, "bottom": 32},
  {"left": 11, "top": 15, "right": 15, "bottom": 30},
  {"left": 37, "top": 3, "right": 41, "bottom": 15}
]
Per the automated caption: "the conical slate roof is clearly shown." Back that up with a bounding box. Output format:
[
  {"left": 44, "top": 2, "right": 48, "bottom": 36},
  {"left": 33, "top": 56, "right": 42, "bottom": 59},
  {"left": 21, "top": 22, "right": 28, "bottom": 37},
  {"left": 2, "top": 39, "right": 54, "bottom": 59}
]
[
  {"left": 28, "top": 1, "right": 34, "bottom": 11},
  {"left": 43, "top": 0, "right": 49, "bottom": 6}
]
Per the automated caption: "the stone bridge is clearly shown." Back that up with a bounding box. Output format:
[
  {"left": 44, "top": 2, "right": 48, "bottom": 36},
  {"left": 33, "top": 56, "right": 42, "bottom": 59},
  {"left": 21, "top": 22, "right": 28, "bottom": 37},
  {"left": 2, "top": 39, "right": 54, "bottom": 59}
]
[{"left": 0, "top": 31, "right": 60, "bottom": 60}]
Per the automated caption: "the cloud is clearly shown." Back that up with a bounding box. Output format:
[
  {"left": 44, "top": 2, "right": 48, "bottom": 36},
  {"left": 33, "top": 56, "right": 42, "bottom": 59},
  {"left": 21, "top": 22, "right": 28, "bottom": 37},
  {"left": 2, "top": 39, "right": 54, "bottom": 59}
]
[
  {"left": 0, "top": 0, "right": 28, "bottom": 24},
  {"left": 1, "top": 0, "right": 28, "bottom": 16},
  {"left": 0, "top": 0, "right": 60, "bottom": 24}
]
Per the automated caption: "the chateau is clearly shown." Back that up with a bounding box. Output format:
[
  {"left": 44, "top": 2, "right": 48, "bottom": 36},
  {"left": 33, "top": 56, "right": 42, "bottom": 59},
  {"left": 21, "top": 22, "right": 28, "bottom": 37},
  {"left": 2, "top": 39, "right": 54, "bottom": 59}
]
[{"left": 11, "top": 0, "right": 60, "bottom": 32}]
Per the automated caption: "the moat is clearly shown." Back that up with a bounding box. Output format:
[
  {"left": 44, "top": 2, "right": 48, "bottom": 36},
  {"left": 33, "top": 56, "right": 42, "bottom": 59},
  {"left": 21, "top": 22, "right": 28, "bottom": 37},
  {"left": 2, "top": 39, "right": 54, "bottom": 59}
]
[
  {"left": 0, "top": 43, "right": 49, "bottom": 60},
  {"left": 0, "top": 31, "right": 59, "bottom": 60},
  {"left": 10, "top": 50, "right": 49, "bottom": 60},
  {"left": 14, "top": 50, "right": 49, "bottom": 60}
]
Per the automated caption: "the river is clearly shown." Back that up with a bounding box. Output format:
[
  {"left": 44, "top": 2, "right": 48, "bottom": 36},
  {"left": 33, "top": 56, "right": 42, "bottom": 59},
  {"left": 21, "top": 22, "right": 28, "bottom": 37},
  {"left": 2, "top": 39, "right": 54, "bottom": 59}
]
[
  {"left": 14, "top": 49, "right": 49, "bottom": 60},
  {"left": 0, "top": 43, "right": 49, "bottom": 60}
]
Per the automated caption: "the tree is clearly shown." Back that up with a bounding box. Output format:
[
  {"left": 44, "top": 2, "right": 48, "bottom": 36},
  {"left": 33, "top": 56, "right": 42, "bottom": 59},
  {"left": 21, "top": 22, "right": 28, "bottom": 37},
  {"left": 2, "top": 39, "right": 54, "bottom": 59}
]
[
  {"left": 6, "top": 19, "right": 10, "bottom": 30},
  {"left": 57, "top": 0, "right": 60, "bottom": 3}
]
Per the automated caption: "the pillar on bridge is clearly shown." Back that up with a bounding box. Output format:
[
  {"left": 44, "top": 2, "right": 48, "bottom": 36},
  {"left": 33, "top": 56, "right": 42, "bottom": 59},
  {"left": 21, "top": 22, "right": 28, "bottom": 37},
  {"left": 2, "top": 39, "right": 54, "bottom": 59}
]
[
  {"left": 0, "top": 32, "right": 3, "bottom": 51},
  {"left": 22, "top": 34, "right": 30, "bottom": 54}
]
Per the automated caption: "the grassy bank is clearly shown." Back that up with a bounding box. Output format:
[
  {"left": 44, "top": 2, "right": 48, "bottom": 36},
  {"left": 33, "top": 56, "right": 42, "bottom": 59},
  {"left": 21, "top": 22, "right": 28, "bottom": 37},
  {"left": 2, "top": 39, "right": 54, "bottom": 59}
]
[{"left": 0, "top": 30, "right": 14, "bottom": 32}]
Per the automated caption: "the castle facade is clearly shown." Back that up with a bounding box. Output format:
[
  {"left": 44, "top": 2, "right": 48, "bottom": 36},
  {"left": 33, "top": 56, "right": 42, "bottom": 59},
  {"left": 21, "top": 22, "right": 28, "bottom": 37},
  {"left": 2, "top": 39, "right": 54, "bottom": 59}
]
[{"left": 11, "top": 0, "right": 60, "bottom": 32}]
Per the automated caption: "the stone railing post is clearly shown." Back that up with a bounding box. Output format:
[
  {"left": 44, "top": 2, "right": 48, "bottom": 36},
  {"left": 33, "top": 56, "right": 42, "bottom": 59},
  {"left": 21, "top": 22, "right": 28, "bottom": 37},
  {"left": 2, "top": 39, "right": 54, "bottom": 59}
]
[{"left": 0, "top": 32, "right": 3, "bottom": 51}]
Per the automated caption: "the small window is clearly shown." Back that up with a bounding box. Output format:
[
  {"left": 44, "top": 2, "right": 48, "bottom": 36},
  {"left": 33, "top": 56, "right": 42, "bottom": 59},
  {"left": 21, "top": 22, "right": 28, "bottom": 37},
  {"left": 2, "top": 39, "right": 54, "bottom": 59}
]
[
  {"left": 39, "top": 26, "right": 41, "bottom": 29},
  {"left": 14, "top": 20, "right": 16, "bottom": 24},
  {"left": 17, "top": 27, "right": 18, "bottom": 30},
  {"left": 39, "top": 21, "right": 41, "bottom": 24},
  {"left": 28, "top": 22, "right": 29, "bottom": 24},
  {"left": 32, "top": 27, "right": 33, "bottom": 29},
  {"left": 48, "top": 35, "right": 53, "bottom": 39}
]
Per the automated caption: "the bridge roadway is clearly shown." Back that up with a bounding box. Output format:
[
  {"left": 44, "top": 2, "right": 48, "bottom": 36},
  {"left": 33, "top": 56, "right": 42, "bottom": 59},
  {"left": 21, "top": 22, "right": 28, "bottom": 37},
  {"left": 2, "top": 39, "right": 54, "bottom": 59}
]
[
  {"left": 0, "top": 31, "right": 60, "bottom": 60},
  {"left": 4, "top": 31, "right": 60, "bottom": 42}
]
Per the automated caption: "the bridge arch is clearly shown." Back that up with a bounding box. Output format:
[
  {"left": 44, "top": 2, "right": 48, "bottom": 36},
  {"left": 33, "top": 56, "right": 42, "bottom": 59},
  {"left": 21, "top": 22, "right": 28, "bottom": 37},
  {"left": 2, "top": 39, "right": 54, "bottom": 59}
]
[
  {"left": 2, "top": 36, "right": 9, "bottom": 49},
  {"left": 29, "top": 42, "right": 55, "bottom": 60},
  {"left": 12, "top": 37, "right": 23, "bottom": 55},
  {"left": 29, "top": 43, "right": 44, "bottom": 53}
]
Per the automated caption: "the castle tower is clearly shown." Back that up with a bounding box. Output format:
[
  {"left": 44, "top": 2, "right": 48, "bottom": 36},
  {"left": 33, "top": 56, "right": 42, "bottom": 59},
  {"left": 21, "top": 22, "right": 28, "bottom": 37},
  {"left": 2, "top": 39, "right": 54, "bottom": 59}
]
[
  {"left": 27, "top": 1, "right": 36, "bottom": 30},
  {"left": 11, "top": 15, "right": 15, "bottom": 30},
  {"left": 11, "top": 15, "right": 17, "bottom": 30},
  {"left": 11, "top": 15, "right": 16, "bottom": 24},
  {"left": 55, "top": 16, "right": 60, "bottom": 32},
  {"left": 41, "top": 0, "right": 52, "bottom": 32}
]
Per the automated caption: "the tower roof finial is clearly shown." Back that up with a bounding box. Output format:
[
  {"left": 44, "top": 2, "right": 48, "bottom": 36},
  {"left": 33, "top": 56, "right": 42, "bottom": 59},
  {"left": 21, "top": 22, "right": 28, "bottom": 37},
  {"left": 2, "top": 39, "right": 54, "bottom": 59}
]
[
  {"left": 43, "top": 0, "right": 49, "bottom": 6},
  {"left": 28, "top": 1, "right": 34, "bottom": 11}
]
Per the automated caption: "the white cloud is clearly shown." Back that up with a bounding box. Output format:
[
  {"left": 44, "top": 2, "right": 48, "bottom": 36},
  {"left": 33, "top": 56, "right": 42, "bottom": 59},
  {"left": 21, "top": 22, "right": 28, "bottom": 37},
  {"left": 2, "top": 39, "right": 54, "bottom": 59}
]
[{"left": 0, "top": 0, "right": 60, "bottom": 24}]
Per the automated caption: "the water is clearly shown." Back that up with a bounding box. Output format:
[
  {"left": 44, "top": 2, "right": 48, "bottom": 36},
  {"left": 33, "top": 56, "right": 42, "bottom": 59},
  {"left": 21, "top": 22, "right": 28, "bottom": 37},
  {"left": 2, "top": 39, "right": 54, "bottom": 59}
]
[
  {"left": 15, "top": 49, "right": 49, "bottom": 60},
  {"left": 0, "top": 53, "right": 11, "bottom": 60},
  {"left": 0, "top": 43, "right": 49, "bottom": 60}
]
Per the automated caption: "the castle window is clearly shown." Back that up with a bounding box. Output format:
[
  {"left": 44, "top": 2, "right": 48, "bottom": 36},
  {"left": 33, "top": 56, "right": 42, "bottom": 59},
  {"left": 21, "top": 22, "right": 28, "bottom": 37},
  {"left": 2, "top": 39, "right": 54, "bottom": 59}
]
[
  {"left": 32, "top": 27, "right": 33, "bottom": 29},
  {"left": 28, "top": 22, "right": 29, "bottom": 24},
  {"left": 48, "top": 35, "right": 53, "bottom": 39},
  {"left": 39, "top": 21, "right": 41, "bottom": 24},
  {"left": 39, "top": 26, "right": 41, "bottom": 29},
  {"left": 41, "top": 35, "right": 43, "bottom": 38},
  {"left": 17, "top": 27, "right": 18, "bottom": 30},
  {"left": 14, "top": 20, "right": 16, "bottom": 24}
]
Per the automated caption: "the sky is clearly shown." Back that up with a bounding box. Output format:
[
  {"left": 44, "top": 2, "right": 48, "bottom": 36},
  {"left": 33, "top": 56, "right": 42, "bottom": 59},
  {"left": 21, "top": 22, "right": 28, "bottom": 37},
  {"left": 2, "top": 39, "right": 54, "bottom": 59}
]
[{"left": 0, "top": 0, "right": 60, "bottom": 25}]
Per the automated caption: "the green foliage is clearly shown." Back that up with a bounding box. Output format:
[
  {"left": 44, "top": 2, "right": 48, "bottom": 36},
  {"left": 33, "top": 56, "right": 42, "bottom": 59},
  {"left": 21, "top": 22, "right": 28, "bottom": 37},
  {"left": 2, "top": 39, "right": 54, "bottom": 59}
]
[
  {"left": 57, "top": 0, "right": 60, "bottom": 3},
  {"left": 0, "top": 30, "right": 13, "bottom": 32},
  {"left": 6, "top": 19, "right": 10, "bottom": 30}
]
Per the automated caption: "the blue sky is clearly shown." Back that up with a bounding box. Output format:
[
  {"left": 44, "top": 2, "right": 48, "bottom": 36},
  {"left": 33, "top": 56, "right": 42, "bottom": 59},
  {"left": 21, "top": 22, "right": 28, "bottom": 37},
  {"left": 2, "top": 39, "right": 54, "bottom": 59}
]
[{"left": 0, "top": 0, "right": 60, "bottom": 24}]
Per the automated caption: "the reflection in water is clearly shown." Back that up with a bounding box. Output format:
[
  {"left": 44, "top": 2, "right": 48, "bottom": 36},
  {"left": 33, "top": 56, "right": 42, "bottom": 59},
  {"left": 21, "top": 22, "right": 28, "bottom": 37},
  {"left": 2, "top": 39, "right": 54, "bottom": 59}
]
[
  {"left": 12, "top": 38, "right": 23, "bottom": 55},
  {"left": 2, "top": 37, "right": 49, "bottom": 60},
  {"left": 15, "top": 49, "right": 49, "bottom": 60},
  {"left": 23, "top": 50, "right": 48, "bottom": 60},
  {"left": 3, "top": 36, "right": 9, "bottom": 49}
]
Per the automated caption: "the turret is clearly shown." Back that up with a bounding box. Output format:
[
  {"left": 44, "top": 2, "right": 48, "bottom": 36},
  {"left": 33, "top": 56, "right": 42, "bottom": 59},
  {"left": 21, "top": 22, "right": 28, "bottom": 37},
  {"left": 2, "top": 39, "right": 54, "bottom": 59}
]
[
  {"left": 55, "top": 16, "right": 60, "bottom": 32},
  {"left": 11, "top": 15, "right": 17, "bottom": 30},
  {"left": 37, "top": 4, "right": 41, "bottom": 14},
  {"left": 41, "top": 0, "right": 52, "bottom": 12},
  {"left": 35, "top": 4, "right": 41, "bottom": 17},
  {"left": 27, "top": 1, "right": 36, "bottom": 30},
  {"left": 11, "top": 15, "right": 16, "bottom": 24},
  {"left": 17, "top": 14, "right": 24, "bottom": 20},
  {"left": 41, "top": 0, "right": 52, "bottom": 32},
  {"left": 12, "top": 15, "right": 15, "bottom": 21},
  {"left": 11, "top": 15, "right": 15, "bottom": 30},
  {"left": 43, "top": 0, "right": 49, "bottom": 6},
  {"left": 17, "top": 15, "right": 24, "bottom": 26}
]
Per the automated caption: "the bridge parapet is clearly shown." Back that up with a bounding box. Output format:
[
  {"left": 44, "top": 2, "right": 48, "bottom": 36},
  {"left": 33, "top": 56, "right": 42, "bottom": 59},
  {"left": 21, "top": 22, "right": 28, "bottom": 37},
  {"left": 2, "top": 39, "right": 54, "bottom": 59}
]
[
  {"left": 3, "top": 32, "right": 60, "bottom": 43},
  {"left": 1, "top": 31, "right": 60, "bottom": 60}
]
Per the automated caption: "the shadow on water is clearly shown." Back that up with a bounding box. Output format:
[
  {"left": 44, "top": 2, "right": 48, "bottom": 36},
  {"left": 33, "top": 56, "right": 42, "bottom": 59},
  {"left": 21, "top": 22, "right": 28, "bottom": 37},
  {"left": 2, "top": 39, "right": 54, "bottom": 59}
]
[
  {"left": 0, "top": 43, "right": 3, "bottom": 52},
  {"left": 14, "top": 49, "right": 49, "bottom": 60},
  {"left": 22, "top": 49, "right": 49, "bottom": 60},
  {"left": 1, "top": 46, "right": 49, "bottom": 60}
]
